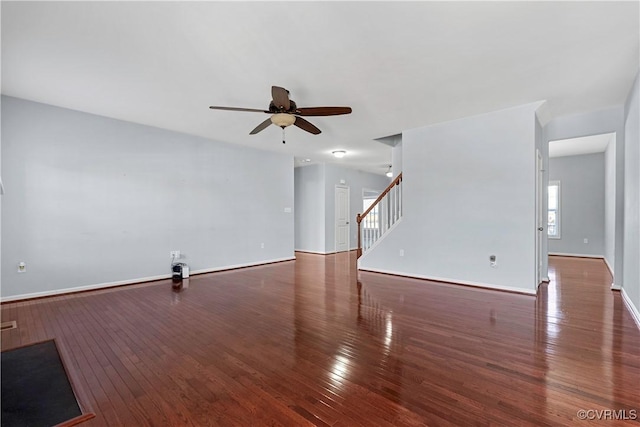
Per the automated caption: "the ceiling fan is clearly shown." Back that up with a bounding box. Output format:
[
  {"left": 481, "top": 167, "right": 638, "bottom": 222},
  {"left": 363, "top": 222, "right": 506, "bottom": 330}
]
[{"left": 209, "top": 86, "right": 352, "bottom": 143}]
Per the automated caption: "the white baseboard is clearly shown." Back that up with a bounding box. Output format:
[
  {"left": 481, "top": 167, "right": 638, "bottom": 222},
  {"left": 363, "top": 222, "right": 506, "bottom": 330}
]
[
  {"left": 0, "top": 256, "right": 296, "bottom": 303},
  {"left": 602, "top": 257, "right": 614, "bottom": 276},
  {"left": 357, "top": 266, "right": 536, "bottom": 296},
  {"left": 601, "top": 258, "right": 619, "bottom": 289},
  {"left": 190, "top": 257, "right": 295, "bottom": 275},
  {"left": 621, "top": 288, "right": 640, "bottom": 331},
  {"left": 295, "top": 249, "right": 356, "bottom": 255},
  {"left": 0, "top": 273, "right": 172, "bottom": 303},
  {"left": 549, "top": 252, "right": 605, "bottom": 259}
]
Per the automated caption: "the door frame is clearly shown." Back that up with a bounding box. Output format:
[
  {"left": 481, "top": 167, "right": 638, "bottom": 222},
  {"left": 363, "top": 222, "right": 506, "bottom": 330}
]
[
  {"left": 536, "top": 149, "right": 544, "bottom": 289},
  {"left": 335, "top": 185, "right": 350, "bottom": 253}
]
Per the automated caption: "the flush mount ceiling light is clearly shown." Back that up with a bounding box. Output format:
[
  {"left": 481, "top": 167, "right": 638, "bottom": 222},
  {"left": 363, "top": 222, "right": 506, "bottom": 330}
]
[
  {"left": 386, "top": 165, "right": 393, "bottom": 178},
  {"left": 332, "top": 150, "right": 347, "bottom": 158}
]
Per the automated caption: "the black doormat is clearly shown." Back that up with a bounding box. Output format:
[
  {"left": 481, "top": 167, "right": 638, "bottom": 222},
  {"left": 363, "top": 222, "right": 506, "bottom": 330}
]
[{"left": 1, "top": 340, "right": 94, "bottom": 427}]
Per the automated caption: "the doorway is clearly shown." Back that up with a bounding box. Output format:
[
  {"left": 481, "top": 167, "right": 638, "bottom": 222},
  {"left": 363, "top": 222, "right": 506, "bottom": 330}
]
[
  {"left": 547, "top": 132, "right": 616, "bottom": 283},
  {"left": 335, "top": 185, "right": 350, "bottom": 252}
]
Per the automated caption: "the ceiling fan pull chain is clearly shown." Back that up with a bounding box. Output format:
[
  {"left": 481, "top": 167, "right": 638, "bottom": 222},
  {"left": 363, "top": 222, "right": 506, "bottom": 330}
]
[{"left": 282, "top": 127, "right": 286, "bottom": 144}]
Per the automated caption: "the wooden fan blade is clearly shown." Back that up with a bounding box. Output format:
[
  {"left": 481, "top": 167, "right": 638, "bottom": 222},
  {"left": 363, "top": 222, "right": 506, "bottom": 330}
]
[
  {"left": 271, "top": 86, "right": 290, "bottom": 111},
  {"left": 209, "top": 106, "right": 269, "bottom": 113},
  {"left": 296, "top": 107, "right": 352, "bottom": 116},
  {"left": 294, "top": 117, "right": 321, "bottom": 135},
  {"left": 250, "top": 118, "right": 273, "bottom": 135}
]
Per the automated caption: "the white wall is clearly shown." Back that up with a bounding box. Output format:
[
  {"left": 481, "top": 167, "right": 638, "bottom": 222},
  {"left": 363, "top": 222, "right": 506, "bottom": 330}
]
[
  {"left": 294, "top": 163, "right": 389, "bottom": 253},
  {"left": 604, "top": 135, "right": 616, "bottom": 276},
  {"left": 546, "top": 106, "right": 625, "bottom": 288},
  {"left": 623, "top": 70, "right": 640, "bottom": 322},
  {"left": 1, "top": 96, "right": 295, "bottom": 300},
  {"left": 548, "top": 153, "right": 605, "bottom": 256},
  {"left": 294, "top": 164, "right": 325, "bottom": 253},
  {"left": 391, "top": 140, "right": 403, "bottom": 178},
  {"left": 360, "top": 102, "right": 542, "bottom": 294}
]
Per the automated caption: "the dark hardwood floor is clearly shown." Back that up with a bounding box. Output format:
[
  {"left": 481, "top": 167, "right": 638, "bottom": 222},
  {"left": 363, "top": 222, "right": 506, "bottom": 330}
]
[{"left": 2, "top": 253, "right": 639, "bottom": 426}]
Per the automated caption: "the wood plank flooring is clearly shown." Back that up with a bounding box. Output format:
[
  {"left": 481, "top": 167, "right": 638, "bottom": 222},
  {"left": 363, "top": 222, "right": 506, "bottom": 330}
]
[{"left": 2, "top": 253, "right": 639, "bottom": 426}]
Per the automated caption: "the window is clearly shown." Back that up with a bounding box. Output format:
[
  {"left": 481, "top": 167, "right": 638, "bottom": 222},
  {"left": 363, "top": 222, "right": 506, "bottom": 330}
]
[
  {"left": 548, "top": 181, "right": 560, "bottom": 238},
  {"left": 362, "top": 197, "right": 379, "bottom": 229}
]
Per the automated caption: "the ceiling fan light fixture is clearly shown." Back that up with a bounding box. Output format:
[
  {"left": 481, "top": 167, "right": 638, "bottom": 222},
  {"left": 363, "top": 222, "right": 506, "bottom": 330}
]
[
  {"left": 271, "top": 113, "right": 296, "bottom": 128},
  {"left": 332, "top": 150, "right": 347, "bottom": 158}
]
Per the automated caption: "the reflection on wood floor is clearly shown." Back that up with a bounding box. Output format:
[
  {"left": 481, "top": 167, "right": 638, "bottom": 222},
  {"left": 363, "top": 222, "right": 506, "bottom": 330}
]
[{"left": 1, "top": 253, "right": 639, "bottom": 426}]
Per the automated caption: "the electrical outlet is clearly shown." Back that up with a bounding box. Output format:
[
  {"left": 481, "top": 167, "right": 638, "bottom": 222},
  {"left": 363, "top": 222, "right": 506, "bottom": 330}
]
[
  {"left": 170, "top": 250, "right": 180, "bottom": 259},
  {"left": 490, "top": 255, "right": 497, "bottom": 268},
  {"left": 584, "top": 238, "right": 588, "bottom": 244},
  {"left": 399, "top": 249, "right": 404, "bottom": 257},
  {"left": 261, "top": 243, "right": 265, "bottom": 249},
  {"left": 18, "top": 262, "right": 26, "bottom": 273}
]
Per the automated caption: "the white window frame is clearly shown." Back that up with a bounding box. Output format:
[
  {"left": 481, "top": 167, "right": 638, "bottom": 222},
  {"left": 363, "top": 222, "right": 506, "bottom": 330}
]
[{"left": 548, "top": 180, "right": 561, "bottom": 239}]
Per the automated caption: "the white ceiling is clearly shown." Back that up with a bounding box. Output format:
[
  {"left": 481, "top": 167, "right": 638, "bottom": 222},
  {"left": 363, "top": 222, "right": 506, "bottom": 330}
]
[
  {"left": 2, "top": 1, "right": 638, "bottom": 175},
  {"left": 549, "top": 133, "right": 614, "bottom": 158}
]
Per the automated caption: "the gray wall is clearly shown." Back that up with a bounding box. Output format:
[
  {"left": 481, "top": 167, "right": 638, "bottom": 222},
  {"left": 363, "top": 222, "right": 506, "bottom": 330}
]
[
  {"left": 623, "top": 70, "right": 639, "bottom": 321},
  {"left": 360, "top": 102, "right": 541, "bottom": 294},
  {"left": 391, "top": 141, "right": 403, "bottom": 178},
  {"left": 294, "top": 164, "right": 325, "bottom": 253},
  {"left": 604, "top": 135, "right": 616, "bottom": 276},
  {"left": 546, "top": 106, "right": 625, "bottom": 288},
  {"left": 294, "top": 163, "right": 389, "bottom": 253},
  {"left": 548, "top": 153, "right": 605, "bottom": 256},
  {"left": 1, "top": 96, "right": 295, "bottom": 300}
]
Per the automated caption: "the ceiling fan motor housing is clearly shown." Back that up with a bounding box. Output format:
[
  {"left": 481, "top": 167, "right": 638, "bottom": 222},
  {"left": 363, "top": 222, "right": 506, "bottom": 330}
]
[{"left": 269, "top": 100, "right": 297, "bottom": 113}]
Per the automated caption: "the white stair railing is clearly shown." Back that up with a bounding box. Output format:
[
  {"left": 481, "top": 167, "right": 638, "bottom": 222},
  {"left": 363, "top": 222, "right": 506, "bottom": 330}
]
[{"left": 357, "top": 173, "right": 402, "bottom": 257}]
